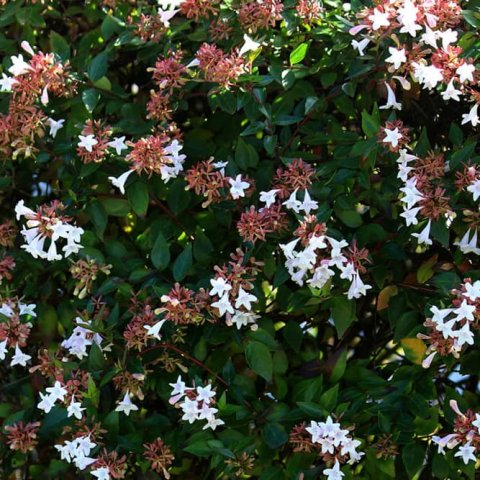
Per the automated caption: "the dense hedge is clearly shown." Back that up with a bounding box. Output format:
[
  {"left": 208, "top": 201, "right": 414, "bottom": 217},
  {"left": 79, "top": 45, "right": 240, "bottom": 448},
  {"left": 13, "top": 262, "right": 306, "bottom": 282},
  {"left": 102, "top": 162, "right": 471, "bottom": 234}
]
[{"left": 0, "top": 0, "right": 480, "bottom": 478}]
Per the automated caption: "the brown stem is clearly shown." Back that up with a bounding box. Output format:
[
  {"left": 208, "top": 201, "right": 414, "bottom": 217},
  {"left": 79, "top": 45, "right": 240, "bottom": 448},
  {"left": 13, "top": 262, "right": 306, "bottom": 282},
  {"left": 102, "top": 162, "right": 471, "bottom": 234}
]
[
  {"left": 150, "top": 199, "right": 195, "bottom": 241},
  {"left": 142, "top": 342, "right": 229, "bottom": 389},
  {"left": 141, "top": 342, "right": 257, "bottom": 413}
]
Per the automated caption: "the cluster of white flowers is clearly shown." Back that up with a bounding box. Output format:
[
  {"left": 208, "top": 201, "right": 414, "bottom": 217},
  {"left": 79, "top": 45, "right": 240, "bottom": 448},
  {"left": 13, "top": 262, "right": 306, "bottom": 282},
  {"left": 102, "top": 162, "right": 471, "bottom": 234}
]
[
  {"left": 280, "top": 235, "right": 371, "bottom": 300},
  {"left": 350, "top": 0, "right": 479, "bottom": 125},
  {"left": 432, "top": 400, "right": 479, "bottom": 465},
  {"left": 77, "top": 134, "right": 128, "bottom": 155},
  {"left": 37, "top": 380, "right": 85, "bottom": 419},
  {"left": 209, "top": 276, "right": 260, "bottom": 330},
  {"left": 421, "top": 280, "right": 479, "bottom": 368},
  {"left": 305, "top": 416, "right": 363, "bottom": 480},
  {"left": 55, "top": 435, "right": 110, "bottom": 479},
  {"left": 61, "top": 316, "right": 104, "bottom": 360},
  {"left": 169, "top": 375, "right": 224, "bottom": 431},
  {"left": 15, "top": 200, "right": 84, "bottom": 261},
  {"left": 395, "top": 149, "right": 435, "bottom": 245},
  {"left": 108, "top": 139, "right": 186, "bottom": 195},
  {"left": 0, "top": 301, "right": 36, "bottom": 367},
  {"left": 281, "top": 188, "right": 318, "bottom": 215}
]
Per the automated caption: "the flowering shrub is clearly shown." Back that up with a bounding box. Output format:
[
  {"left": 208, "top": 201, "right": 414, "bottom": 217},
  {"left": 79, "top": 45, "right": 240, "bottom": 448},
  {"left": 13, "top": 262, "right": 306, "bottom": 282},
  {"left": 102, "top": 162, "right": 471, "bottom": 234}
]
[{"left": 1, "top": 0, "right": 480, "bottom": 478}]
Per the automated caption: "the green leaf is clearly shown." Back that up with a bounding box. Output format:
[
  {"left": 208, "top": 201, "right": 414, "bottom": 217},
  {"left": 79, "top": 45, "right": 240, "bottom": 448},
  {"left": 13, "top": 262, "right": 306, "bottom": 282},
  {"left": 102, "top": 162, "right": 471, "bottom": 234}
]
[
  {"left": 462, "top": 9, "right": 480, "bottom": 28},
  {"left": 49, "top": 31, "right": 70, "bottom": 60},
  {"left": 82, "top": 88, "right": 101, "bottom": 113},
  {"left": 86, "top": 200, "right": 107, "bottom": 239},
  {"left": 402, "top": 442, "right": 426, "bottom": 479},
  {"left": 262, "top": 422, "right": 288, "bottom": 449},
  {"left": 282, "top": 321, "right": 303, "bottom": 352},
  {"left": 290, "top": 42, "right": 309, "bottom": 65},
  {"left": 193, "top": 229, "right": 214, "bottom": 262},
  {"left": 127, "top": 181, "right": 149, "bottom": 216},
  {"left": 245, "top": 341, "right": 273, "bottom": 382},
  {"left": 335, "top": 207, "right": 363, "bottom": 228},
  {"left": 100, "top": 198, "right": 130, "bottom": 217},
  {"left": 361, "top": 109, "right": 380, "bottom": 137},
  {"left": 416, "top": 255, "right": 437, "bottom": 284},
  {"left": 151, "top": 232, "right": 170, "bottom": 271},
  {"left": 235, "top": 138, "right": 259, "bottom": 169},
  {"left": 319, "top": 384, "right": 338, "bottom": 411},
  {"left": 173, "top": 244, "right": 193, "bottom": 281},
  {"left": 330, "top": 296, "right": 356, "bottom": 338},
  {"left": 88, "top": 342, "right": 105, "bottom": 371},
  {"left": 88, "top": 51, "right": 109, "bottom": 82},
  {"left": 297, "top": 401, "right": 324, "bottom": 418}
]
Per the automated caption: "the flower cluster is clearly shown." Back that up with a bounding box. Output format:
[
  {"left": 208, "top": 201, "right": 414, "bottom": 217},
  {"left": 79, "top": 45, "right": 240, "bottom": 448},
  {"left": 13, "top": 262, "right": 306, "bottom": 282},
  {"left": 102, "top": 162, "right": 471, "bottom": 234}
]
[
  {"left": 37, "top": 379, "right": 86, "bottom": 422},
  {"left": 155, "top": 283, "right": 213, "bottom": 326},
  {"left": 420, "top": 278, "right": 479, "bottom": 368},
  {"left": 5, "top": 421, "right": 41, "bottom": 453},
  {"left": 351, "top": 0, "right": 480, "bottom": 253},
  {"left": 195, "top": 43, "right": 248, "bottom": 88},
  {"left": 169, "top": 375, "right": 224, "bottom": 430},
  {"left": 432, "top": 400, "right": 479, "bottom": 465},
  {"left": 209, "top": 249, "right": 263, "bottom": 329},
  {"left": 0, "top": 298, "right": 36, "bottom": 367},
  {"left": 0, "top": 41, "right": 75, "bottom": 159},
  {"left": 55, "top": 434, "right": 110, "bottom": 477},
  {"left": 76, "top": 120, "right": 124, "bottom": 164},
  {"left": 108, "top": 136, "right": 186, "bottom": 194},
  {"left": 70, "top": 259, "right": 112, "bottom": 299},
  {"left": 185, "top": 158, "right": 254, "bottom": 207},
  {"left": 237, "top": 0, "right": 284, "bottom": 33},
  {"left": 143, "top": 438, "right": 175, "bottom": 478},
  {"left": 350, "top": 0, "right": 479, "bottom": 126},
  {"left": 280, "top": 220, "right": 371, "bottom": 300},
  {"left": 396, "top": 148, "right": 454, "bottom": 245},
  {"left": 290, "top": 416, "right": 363, "bottom": 480},
  {"left": 61, "top": 316, "right": 104, "bottom": 360},
  {"left": 15, "top": 200, "right": 84, "bottom": 261}
]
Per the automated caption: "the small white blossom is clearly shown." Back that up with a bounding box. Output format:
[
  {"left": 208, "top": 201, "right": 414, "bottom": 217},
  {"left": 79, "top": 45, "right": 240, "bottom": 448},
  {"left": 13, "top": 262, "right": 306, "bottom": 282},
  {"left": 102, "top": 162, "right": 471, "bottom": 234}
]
[
  {"left": 107, "top": 136, "right": 128, "bottom": 155},
  {"left": 234, "top": 286, "right": 257, "bottom": 310},
  {"left": 454, "top": 441, "right": 476, "bottom": 464},
  {"left": 67, "top": 397, "right": 86, "bottom": 420},
  {"left": 368, "top": 8, "right": 390, "bottom": 30},
  {"left": 259, "top": 189, "right": 279, "bottom": 208},
  {"left": 382, "top": 127, "right": 402, "bottom": 148},
  {"left": 78, "top": 134, "right": 98, "bottom": 152},
  {"left": 457, "top": 63, "right": 475, "bottom": 83},
  {"left": 411, "top": 219, "right": 432, "bottom": 246},
  {"left": 209, "top": 277, "right": 232, "bottom": 297},
  {"left": 239, "top": 34, "right": 261, "bottom": 56},
  {"left": 8, "top": 54, "right": 32, "bottom": 76},
  {"left": 144, "top": 319, "right": 167, "bottom": 341},
  {"left": 385, "top": 47, "right": 407, "bottom": 70},
  {"left": 115, "top": 391, "right": 139, "bottom": 416},
  {"left": 351, "top": 38, "right": 370, "bottom": 57},
  {"left": 108, "top": 169, "right": 135, "bottom": 195},
  {"left": 0, "top": 73, "right": 17, "bottom": 92},
  {"left": 461, "top": 104, "right": 479, "bottom": 127},
  {"left": 10, "top": 344, "right": 31, "bottom": 367},
  {"left": 228, "top": 174, "right": 250, "bottom": 199},
  {"left": 46, "top": 381, "right": 67, "bottom": 402}
]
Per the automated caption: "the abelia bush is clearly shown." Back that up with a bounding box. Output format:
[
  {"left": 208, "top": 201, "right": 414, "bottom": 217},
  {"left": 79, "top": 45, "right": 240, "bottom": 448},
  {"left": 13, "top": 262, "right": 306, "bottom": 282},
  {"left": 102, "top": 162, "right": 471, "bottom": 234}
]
[{"left": 1, "top": 0, "right": 480, "bottom": 478}]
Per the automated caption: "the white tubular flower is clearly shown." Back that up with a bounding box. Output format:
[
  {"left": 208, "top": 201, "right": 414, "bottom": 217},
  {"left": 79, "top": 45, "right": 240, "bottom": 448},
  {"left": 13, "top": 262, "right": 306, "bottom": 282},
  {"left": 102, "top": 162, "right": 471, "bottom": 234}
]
[{"left": 108, "top": 169, "right": 135, "bottom": 195}]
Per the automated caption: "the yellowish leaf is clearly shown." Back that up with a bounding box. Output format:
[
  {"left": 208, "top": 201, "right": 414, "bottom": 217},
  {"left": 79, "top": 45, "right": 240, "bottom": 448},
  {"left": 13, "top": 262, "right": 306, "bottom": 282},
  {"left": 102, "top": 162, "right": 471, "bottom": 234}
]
[
  {"left": 401, "top": 338, "right": 427, "bottom": 365},
  {"left": 377, "top": 285, "right": 398, "bottom": 311}
]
